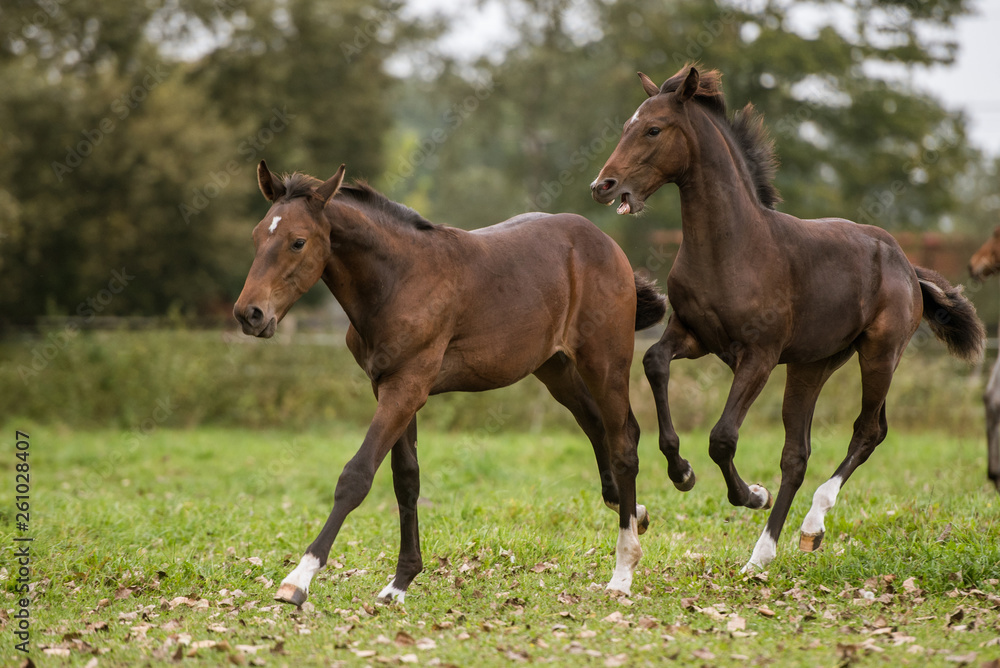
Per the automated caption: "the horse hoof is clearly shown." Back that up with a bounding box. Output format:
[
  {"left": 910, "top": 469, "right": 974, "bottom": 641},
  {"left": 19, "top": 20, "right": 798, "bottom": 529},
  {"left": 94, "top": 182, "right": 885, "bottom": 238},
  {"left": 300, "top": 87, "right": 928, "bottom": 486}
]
[
  {"left": 637, "top": 511, "right": 650, "bottom": 535},
  {"left": 275, "top": 583, "right": 308, "bottom": 607},
  {"left": 673, "top": 470, "right": 696, "bottom": 492},
  {"left": 749, "top": 484, "right": 772, "bottom": 510},
  {"left": 799, "top": 530, "right": 824, "bottom": 552}
]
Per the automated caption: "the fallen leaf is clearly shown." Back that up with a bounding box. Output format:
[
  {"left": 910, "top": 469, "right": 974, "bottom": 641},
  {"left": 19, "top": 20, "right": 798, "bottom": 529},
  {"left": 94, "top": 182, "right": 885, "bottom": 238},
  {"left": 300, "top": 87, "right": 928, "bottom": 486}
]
[{"left": 944, "top": 651, "right": 977, "bottom": 664}]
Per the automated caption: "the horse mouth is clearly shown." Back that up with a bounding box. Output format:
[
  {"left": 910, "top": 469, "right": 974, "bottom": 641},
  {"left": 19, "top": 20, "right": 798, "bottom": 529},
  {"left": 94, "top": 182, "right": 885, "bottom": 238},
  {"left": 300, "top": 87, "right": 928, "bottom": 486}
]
[
  {"left": 616, "top": 192, "right": 645, "bottom": 215},
  {"left": 240, "top": 317, "right": 277, "bottom": 338}
]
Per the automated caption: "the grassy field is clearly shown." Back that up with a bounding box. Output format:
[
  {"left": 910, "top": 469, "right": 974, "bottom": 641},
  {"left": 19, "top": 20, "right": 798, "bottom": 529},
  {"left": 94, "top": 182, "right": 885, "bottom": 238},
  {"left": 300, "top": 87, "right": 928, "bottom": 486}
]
[{"left": 2, "top": 421, "right": 998, "bottom": 667}]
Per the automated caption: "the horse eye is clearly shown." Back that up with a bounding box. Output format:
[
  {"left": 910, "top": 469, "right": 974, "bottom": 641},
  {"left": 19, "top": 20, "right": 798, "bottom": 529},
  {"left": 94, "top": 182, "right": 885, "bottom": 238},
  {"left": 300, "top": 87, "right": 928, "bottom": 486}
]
[
  {"left": 291, "top": 238, "right": 306, "bottom": 250},
  {"left": 647, "top": 127, "right": 661, "bottom": 137}
]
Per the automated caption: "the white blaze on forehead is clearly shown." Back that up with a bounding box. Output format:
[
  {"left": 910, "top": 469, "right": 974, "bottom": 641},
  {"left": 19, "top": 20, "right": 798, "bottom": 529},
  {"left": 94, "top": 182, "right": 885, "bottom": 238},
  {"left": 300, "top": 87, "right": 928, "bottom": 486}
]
[{"left": 268, "top": 216, "right": 282, "bottom": 234}]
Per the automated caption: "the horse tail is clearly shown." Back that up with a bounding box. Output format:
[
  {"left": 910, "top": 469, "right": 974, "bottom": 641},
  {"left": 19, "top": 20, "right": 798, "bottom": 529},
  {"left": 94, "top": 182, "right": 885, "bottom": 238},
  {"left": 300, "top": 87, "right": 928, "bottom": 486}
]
[
  {"left": 634, "top": 272, "right": 667, "bottom": 331},
  {"left": 914, "top": 266, "right": 985, "bottom": 363}
]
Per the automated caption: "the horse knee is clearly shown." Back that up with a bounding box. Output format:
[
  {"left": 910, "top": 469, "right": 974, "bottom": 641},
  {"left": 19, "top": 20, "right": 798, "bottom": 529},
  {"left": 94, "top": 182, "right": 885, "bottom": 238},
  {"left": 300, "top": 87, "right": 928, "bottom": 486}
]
[{"left": 709, "top": 423, "right": 738, "bottom": 464}]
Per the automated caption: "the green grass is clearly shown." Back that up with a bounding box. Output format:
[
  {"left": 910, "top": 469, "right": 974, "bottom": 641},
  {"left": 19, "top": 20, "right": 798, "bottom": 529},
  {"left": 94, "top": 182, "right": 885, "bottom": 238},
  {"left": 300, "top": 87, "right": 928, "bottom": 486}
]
[{"left": 2, "top": 423, "right": 998, "bottom": 666}]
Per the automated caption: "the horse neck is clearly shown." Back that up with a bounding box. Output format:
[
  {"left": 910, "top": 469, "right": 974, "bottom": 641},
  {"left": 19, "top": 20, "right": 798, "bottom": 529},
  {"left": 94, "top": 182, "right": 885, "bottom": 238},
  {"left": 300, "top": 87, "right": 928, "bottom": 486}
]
[
  {"left": 676, "top": 110, "right": 768, "bottom": 256},
  {"left": 320, "top": 204, "right": 410, "bottom": 335}
]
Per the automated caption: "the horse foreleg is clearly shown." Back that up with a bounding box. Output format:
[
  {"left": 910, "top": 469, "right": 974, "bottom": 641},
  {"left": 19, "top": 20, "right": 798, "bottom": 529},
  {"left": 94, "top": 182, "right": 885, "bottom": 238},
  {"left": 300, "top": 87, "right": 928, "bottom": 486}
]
[
  {"left": 710, "top": 354, "right": 777, "bottom": 510},
  {"left": 985, "top": 357, "right": 1000, "bottom": 494},
  {"left": 643, "top": 314, "right": 706, "bottom": 491},
  {"left": 276, "top": 382, "right": 427, "bottom": 607},
  {"left": 377, "top": 416, "right": 422, "bottom": 604},
  {"left": 742, "top": 357, "right": 845, "bottom": 573}
]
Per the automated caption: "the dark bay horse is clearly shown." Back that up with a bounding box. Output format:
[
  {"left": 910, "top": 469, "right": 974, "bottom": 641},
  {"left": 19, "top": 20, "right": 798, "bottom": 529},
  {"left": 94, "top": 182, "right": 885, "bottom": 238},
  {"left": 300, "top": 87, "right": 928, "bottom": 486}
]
[
  {"left": 234, "top": 161, "right": 666, "bottom": 604},
  {"left": 591, "top": 65, "right": 985, "bottom": 572},
  {"left": 969, "top": 227, "right": 1000, "bottom": 494}
]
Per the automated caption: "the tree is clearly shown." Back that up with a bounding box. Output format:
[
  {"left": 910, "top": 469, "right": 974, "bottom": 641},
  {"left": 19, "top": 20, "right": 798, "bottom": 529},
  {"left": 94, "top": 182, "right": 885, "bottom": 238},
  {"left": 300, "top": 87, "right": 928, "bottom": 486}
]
[
  {"left": 386, "top": 0, "right": 981, "bottom": 274},
  {"left": 0, "top": 0, "right": 432, "bottom": 323}
]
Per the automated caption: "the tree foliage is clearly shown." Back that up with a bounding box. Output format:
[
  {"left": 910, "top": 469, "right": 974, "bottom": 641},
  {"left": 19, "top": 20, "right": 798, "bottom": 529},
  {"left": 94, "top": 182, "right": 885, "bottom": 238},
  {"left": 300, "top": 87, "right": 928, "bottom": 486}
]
[{"left": 0, "top": 0, "right": 993, "bottom": 322}]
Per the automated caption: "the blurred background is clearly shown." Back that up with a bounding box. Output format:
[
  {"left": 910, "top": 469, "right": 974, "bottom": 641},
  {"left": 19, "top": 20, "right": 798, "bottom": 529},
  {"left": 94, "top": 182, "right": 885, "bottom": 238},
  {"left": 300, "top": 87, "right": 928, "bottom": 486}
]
[{"left": 1, "top": 0, "right": 998, "bottom": 433}]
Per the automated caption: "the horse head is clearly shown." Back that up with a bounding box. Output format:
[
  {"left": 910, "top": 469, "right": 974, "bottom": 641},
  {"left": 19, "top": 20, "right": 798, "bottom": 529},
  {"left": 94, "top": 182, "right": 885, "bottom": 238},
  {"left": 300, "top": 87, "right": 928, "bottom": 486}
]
[
  {"left": 970, "top": 225, "right": 1000, "bottom": 280},
  {"left": 590, "top": 66, "right": 707, "bottom": 215},
  {"left": 233, "top": 161, "right": 345, "bottom": 337}
]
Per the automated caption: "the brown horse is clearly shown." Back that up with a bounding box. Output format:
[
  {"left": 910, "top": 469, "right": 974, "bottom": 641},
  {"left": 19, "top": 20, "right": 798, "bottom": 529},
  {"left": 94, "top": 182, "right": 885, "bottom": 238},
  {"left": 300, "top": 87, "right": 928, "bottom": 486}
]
[
  {"left": 591, "top": 65, "right": 985, "bottom": 572},
  {"left": 969, "top": 227, "right": 1000, "bottom": 494},
  {"left": 234, "top": 161, "right": 666, "bottom": 605}
]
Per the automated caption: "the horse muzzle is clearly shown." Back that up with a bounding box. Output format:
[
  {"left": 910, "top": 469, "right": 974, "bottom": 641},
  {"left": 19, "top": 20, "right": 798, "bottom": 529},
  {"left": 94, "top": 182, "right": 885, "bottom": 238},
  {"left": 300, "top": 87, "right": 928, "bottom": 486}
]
[
  {"left": 590, "top": 177, "right": 645, "bottom": 215},
  {"left": 234, "top": 303, "right": 278, "bottom": 338}
]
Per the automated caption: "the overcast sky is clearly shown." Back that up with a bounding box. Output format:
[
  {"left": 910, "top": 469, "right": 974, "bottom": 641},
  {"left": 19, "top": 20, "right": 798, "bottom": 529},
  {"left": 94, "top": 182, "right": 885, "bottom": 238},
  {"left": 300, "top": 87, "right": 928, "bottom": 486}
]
[{"left": 403, "top": 0, "right": 1000, "bottom": 157}]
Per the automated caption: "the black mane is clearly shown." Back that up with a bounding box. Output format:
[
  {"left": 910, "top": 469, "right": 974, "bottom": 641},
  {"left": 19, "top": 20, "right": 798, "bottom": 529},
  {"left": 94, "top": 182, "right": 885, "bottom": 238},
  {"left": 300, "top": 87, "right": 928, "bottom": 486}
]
[
  {"left": 661, "top": 65, "right": 781, "bottom": 209},
  {"left": 279, "top": 173, "right": 437, "bottom": 231}
]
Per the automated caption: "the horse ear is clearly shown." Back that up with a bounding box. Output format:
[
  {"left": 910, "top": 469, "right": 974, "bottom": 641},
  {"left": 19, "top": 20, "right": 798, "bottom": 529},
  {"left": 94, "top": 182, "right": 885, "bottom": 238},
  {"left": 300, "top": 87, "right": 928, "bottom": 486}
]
[
  {"left": 315, "top": 164, "right": 346, "bottom": 206},
  {"left": 638, "top": 72, "right": 660, "bottom": 98},
  {"left": 674, "top": 67, "right": 700, "bottom": 102},
  {"left": 258, "top": 160, "right": 285, "bottom": 202}
]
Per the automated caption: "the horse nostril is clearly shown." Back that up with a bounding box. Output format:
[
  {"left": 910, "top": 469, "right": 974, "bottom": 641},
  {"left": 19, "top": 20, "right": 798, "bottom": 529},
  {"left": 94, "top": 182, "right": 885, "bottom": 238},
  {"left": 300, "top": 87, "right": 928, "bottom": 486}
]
[
  {"left": 247, "top": 306, "right": 264, "bottom": 326},
  {"left": 596, "top": 178, "right": 617, "bottom": 192}
]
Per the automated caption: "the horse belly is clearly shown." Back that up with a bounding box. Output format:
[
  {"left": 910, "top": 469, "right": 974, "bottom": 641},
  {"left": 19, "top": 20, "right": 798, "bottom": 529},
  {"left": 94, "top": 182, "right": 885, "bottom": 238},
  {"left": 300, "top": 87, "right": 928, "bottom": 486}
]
[{"left": 431, "top": 328, "right": 560, "bottom": 394}]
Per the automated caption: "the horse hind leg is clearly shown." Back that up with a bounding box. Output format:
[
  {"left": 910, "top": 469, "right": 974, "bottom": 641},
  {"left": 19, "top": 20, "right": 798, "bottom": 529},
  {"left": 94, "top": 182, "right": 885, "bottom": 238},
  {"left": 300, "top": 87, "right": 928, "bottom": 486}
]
[
  {"left": 571, "top": 344, "right": 643, "bottom": 596},
  {"left": 376, "top": 417, "right": 422, "bottom": 604},
  {"left": 533, "top": 354, "right": 649, "bottom": 533},
  {"left": 798, "top": 339, "right": 900, "bottom": 552}
]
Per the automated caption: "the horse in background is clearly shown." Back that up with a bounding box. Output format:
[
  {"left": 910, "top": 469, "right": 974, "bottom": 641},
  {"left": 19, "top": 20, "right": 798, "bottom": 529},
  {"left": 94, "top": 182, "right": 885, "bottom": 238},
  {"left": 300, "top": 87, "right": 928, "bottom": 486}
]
[
  {"left": 590, "top": 64, "right": 986, "bottom": 572},
  {"left": 969, "top": 227, "right": 1000, "bottom": 494},
  {"left": 234, "top": 161, "right": 666, "bottom": 605}
]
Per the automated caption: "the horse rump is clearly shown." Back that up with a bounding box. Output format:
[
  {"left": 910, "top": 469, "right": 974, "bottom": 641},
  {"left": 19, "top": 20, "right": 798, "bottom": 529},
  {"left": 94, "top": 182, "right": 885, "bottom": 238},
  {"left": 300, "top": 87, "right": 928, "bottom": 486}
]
[
  {"left": 634, "top": 273, "right": 667, "bottom": 331},
  {"left": 915, "top": 266, "right": 986, "bottom": 363}
]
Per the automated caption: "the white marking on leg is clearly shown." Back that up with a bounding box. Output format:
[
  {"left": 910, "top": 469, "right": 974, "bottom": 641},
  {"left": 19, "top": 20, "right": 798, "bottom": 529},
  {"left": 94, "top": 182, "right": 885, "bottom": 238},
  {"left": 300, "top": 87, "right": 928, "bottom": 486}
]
[
  {"left": 800, "top": 475, "right": 843, "bottom": 536},
  {"left": 605, "top": 516, "right": 642, "bottom": 596},
  {"left": 281, "top": 553, "right": 321, "bottom": 592},
  {"left": 377, "top": 583, "right": 406, "bottom": 604},
  {"left": 268, "top": 215, "right": 282, "bottom": 234},
  {"left": 741, "top": 530, "right": 777, "bottom": 574},
  {"left": 603, "top": 500, "right": 647, "bottom": 524},
  {"left": 748, "top": 483, "right": 770, "bottom": 508}
]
